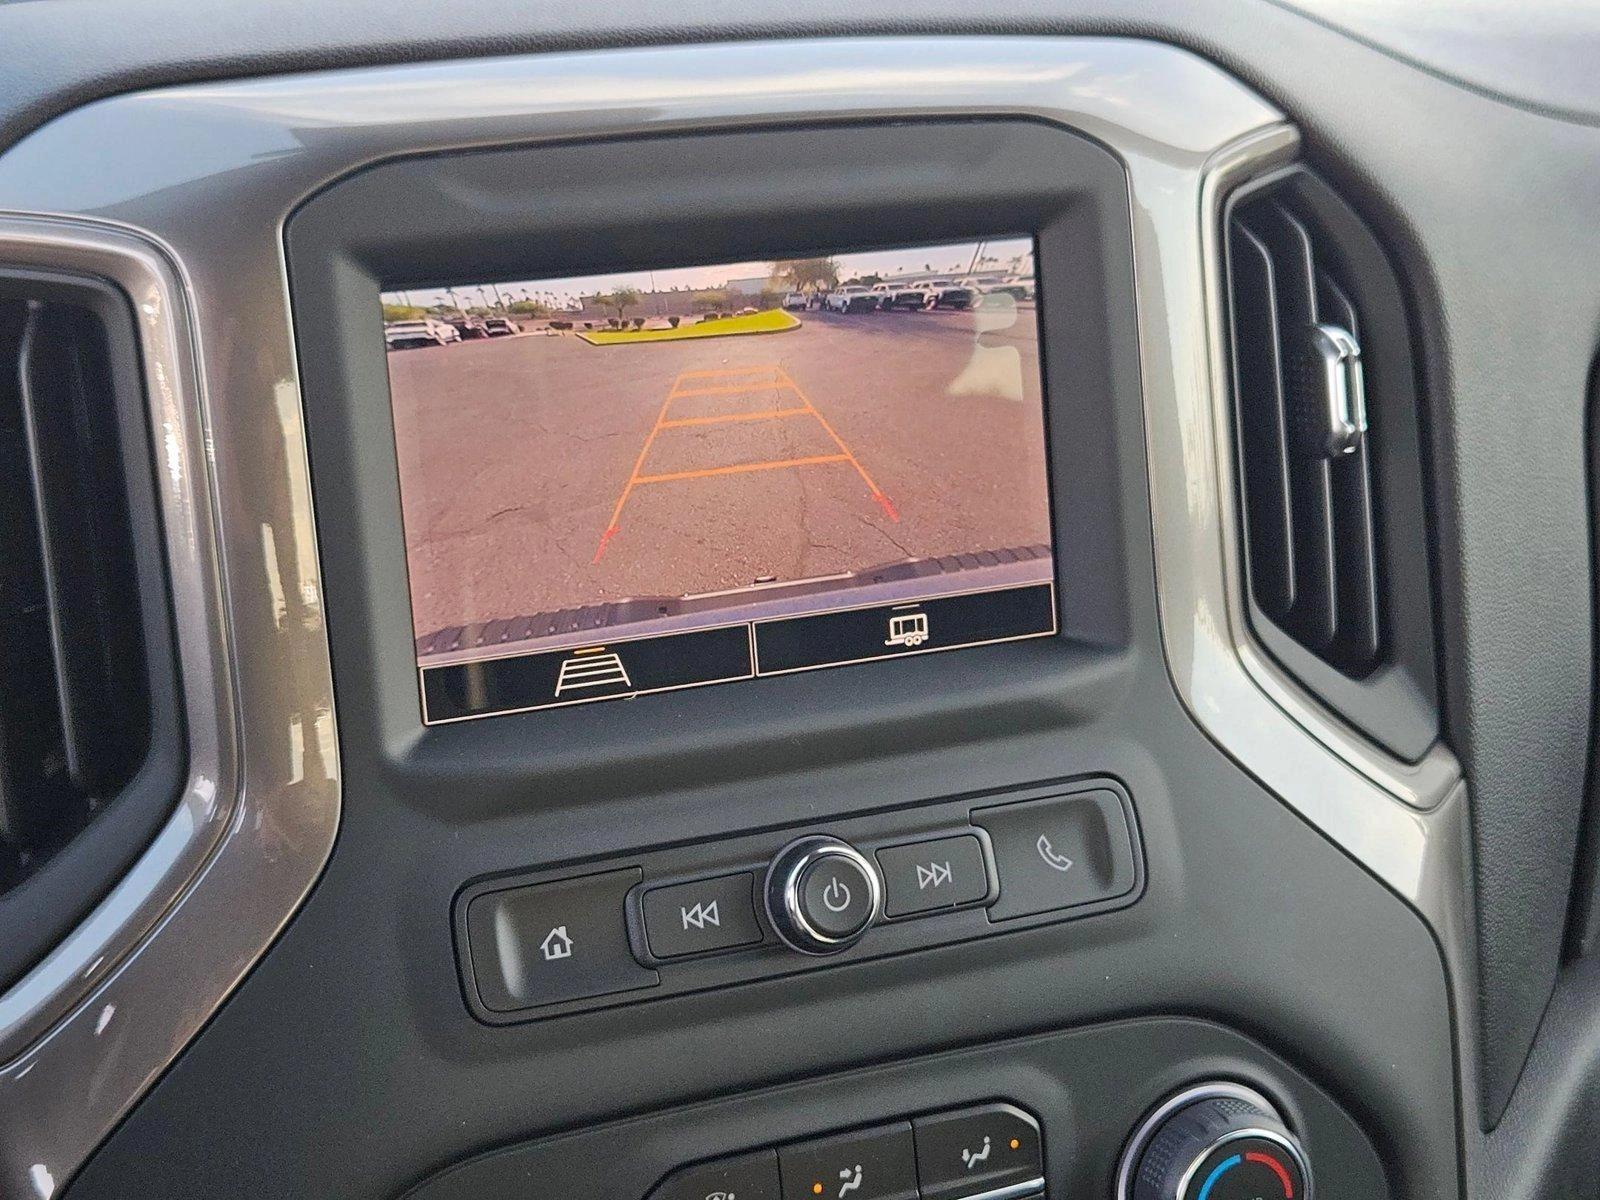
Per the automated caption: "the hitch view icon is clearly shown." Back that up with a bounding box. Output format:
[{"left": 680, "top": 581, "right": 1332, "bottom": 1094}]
[{"left": 885, "top": 608, "right": 929, "bottom": 648}]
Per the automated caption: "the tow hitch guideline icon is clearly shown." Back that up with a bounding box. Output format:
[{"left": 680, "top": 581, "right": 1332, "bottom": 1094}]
[{"left": 554, "top": 646, "right": 632, "bottom": 697}]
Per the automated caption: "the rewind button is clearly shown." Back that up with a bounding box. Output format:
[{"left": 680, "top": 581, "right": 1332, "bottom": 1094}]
[
  {"left": 641, "top": 872, "right": 763, "bottom": 960},
  {"left": 681, "top": 900, "right": 720, "bottom": 931}
]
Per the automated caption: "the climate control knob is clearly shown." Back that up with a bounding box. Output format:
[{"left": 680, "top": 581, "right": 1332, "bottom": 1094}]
[
  {"left": 765, "top": 836, "right": 882, "bottom": 955},
  {"left": 1118, "top": 1084, "right": 1311, "bottom": 1200}
]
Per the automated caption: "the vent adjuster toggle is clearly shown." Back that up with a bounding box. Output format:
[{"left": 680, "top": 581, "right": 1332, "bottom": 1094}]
[{"left": 1297, "top": 323, "right": 1367, "bottom": 459}]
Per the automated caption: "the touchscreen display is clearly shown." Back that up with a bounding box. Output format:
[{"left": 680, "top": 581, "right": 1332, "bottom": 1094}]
[{"left": 384, "top": 237, "right": 1056, "bottom": 722}]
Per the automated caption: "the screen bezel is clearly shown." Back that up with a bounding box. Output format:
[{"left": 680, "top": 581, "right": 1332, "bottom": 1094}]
[
  {"left": 383, "top": 234, "right": 1059, "bottom": 723},
  {"left": 286, "top": 118, "right": 1141, "bottom": 822}
]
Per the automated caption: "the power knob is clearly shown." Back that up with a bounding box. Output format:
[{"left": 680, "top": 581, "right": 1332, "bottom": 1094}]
[
  {"left": 764, "top": 836, "right": 882, "bottom": 955},
  {"left": 1118, "top": 1083, "right": 1311, "bottom": 1200}
]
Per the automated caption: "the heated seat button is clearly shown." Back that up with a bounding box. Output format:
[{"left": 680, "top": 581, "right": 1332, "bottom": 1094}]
[
  {"left": 875, "top": 835, "right": 989, "bottom": 918},
  {"left": 464, "top": 868, "right": 658, "bottom": 1011},
  {"left": 778, "top": 1122, "right": 917, "bottom": 1200},
  {"left": 971, "top": 789, "right": 1138, "bottom": 920},
  {"left": 641, "top": 872, "right": 764, "bottom": 960},
  {"left": 913, "top": 1103, "right": 1044, "bottom": 1200},
  {"left": 649, "top": 1148, "right": 781, "bottom": 1200}
]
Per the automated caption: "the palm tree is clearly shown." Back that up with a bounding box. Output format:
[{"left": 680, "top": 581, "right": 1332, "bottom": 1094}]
[
  {"left": 775, "top": 257, "right": 840, "bottom": 294},
  {"left": 597, "top": 287, "right": 641, "bottom": 322}
]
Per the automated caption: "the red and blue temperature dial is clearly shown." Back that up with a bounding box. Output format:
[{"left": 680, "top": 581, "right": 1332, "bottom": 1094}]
[
  {"left": 1121, "top": 1084, "right": 1312, "bottom": 1200},
  {"left": 1191, "top": 1141, "right": 1302, "bottom": 1200}
]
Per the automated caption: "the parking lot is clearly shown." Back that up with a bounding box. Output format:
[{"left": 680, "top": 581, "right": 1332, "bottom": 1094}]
[{"left": 388, "top": 305, "right": 1051, "bottom": 641}]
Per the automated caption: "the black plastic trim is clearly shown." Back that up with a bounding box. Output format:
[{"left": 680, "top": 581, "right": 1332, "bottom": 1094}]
[
  {"left": 1223, "top": 166, "right": 1439, "bottom": 762},
  {"left": 284, "top": 119, "right": 1135, "bottom": 825}
]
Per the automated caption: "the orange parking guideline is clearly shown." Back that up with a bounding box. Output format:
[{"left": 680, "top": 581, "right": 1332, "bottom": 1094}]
[
  {"left": 635, "top": 454, "right": 850, "bottom": 486},
  {"left": 592, "top": 387, "right": 677, "bottom": 562},
  {"left": 592, "top": 365, "right": 899, "bottom": 562},
  {"left": 671, "top": 365, "right": 782, "bottom": 380},
  {"left": 667, "top": 377, "right": 787, "bottom": 400},
  {"left": 659, "top": 407, "right": 809, "bottom": 429},
  {"left": 773, "top": 366, "right": 900, "bottom": 522}
]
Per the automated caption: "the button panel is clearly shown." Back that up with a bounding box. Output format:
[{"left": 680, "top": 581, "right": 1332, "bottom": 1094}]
[
  {"left": 454, "top": 779, "right": 1142, "bottom": 1024},
  {"left": 651, "top": 1104, "right": 1043, "bottom": 1200}
]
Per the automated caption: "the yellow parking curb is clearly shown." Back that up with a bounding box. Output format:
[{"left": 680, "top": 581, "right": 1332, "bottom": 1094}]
[{"left": 577, "top": 309, "right": 800, "bottom": 345}]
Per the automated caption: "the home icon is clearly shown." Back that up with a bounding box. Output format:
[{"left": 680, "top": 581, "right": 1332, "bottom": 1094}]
[{"left": 540, "top": 926, "right": 574, "bottom": 962}]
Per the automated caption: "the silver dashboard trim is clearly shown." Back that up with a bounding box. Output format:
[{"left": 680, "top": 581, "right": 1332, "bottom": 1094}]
[
  {"left": 0, "top": 34, "right": 1467, "bottom": 1194},
  {"left": 0, "top": 227, "right": 338, "bottom": 1193},
  {"left": 0, "top": 222, "right": 230, "bottom": 1059},
  {"left": 958, "top": 1180, "right": 1046, "bottom": 1200}
]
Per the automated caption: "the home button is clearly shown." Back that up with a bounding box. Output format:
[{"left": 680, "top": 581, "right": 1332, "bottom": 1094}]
[{"left": 464, "top": 867, "right": 659, "bottom": 1011}]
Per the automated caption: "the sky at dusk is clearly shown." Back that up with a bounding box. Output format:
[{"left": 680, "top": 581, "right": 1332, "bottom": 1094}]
[{"left": 384, "top": 236, "right": 1035, "bottom": 309}]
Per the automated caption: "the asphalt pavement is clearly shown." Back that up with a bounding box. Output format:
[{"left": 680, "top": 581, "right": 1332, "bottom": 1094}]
[{"left": 387, "top": 306, "right": 1052, "bottom": 641}]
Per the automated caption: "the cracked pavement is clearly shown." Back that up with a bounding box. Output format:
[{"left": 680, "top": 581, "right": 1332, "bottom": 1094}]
[{"left": 388, "top": 307, "right": 1050, "bottom": 637}]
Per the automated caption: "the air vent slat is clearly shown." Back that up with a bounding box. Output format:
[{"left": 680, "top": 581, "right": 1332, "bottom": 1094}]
[
  {"left": 1227, "top": 179, "right": 1391, "bottom": 681},
  {"left": 18, "top": 302, "right": 148, "bottom": 795},
  {"left": 0, "top": 279, "right": 158, "bottom": 898},
  {"left": 0, "top": 301, "right": 72, "bottom": 847},
  {"left": 1244, "top": 206, "right": 1339, "bottom": 651},
  {"left": 1228, "top": 225, "right": 1297, "bottom": 620}
]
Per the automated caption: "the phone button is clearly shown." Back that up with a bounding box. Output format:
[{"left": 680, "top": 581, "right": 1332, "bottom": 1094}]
[
  {"left": 971, "top": 789, "right": 1138, "bottom": 920},
  {"left": 648, "top": 1148, "right": 780, "bottom": 1200}
]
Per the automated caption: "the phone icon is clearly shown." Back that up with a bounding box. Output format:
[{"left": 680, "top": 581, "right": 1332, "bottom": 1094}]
[{"left": 1036, "top": 833, "right": 1074, "bottom": 873}]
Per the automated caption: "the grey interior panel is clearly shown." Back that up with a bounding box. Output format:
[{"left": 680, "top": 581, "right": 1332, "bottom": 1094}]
[{"left": 0, "top": 6, "right": 1595, "bottom": 1200}]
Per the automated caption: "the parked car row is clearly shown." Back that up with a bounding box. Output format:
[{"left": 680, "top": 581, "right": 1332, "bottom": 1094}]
[
  {"left": 384, "top": 314, "right": 523, "bottom": 349},
  {"left": 792, "top": 274, "right": 1035, "bottom": 315}
]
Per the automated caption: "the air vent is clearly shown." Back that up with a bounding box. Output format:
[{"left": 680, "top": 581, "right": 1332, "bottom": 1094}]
[
  {"left": 1223, "top": 169, "right": 1438, "bottom": 760},
  {"left": 0, "top": 271, "right": 183, "bottom": 991}
]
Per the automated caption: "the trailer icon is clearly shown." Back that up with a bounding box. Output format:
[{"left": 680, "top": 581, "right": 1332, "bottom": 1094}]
[{"left": 884, "top": 608, "right": 930, "bottom": 649}]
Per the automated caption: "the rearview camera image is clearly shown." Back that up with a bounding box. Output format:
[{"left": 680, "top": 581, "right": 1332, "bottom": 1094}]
[{"left": 383, "top": 237, "right": 1056, "bottom": 721}]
